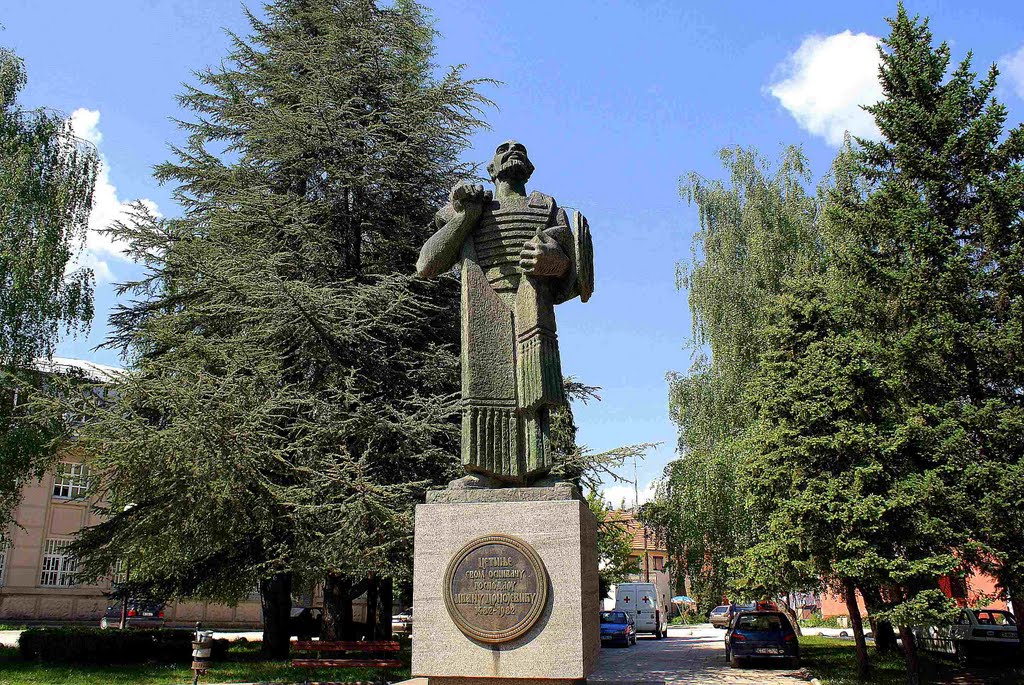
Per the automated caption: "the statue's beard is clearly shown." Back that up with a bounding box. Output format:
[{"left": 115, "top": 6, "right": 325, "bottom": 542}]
[{"left": 494, "top": 156, "right": 534, "bottom": 184}]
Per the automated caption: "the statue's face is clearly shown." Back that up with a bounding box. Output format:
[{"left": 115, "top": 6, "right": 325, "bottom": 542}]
[{"left": 488, "top": 140, "right": 534, "bottom": 184}]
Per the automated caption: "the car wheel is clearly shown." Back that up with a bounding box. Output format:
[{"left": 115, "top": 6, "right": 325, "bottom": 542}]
[{"left": 789, "top": 657, "right": 800, "bottom": 670}]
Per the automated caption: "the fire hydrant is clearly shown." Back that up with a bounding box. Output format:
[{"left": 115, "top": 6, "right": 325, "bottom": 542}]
[{"left": 191, "top": 623, "right": 214, "bottom": 685}]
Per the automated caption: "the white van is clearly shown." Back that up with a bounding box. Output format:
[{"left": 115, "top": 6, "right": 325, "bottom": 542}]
[{"left": 614, "top": 582, "right": 668, "bottom": 638}]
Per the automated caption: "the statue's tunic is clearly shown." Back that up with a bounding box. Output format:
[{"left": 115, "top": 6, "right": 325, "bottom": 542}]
[{"left": 434, "top": 191, "right": 581, "bottom": 484}]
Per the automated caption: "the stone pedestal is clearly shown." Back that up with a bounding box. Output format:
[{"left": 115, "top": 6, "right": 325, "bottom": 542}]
[{"left": 411, "top": 484, "right": 600, "bottom": 684}]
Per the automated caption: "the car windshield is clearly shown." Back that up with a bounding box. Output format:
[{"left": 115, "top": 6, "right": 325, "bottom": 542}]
[
  {"left": 736, "top": 614, "right": 786, "bottom": 631},
  {"left": 601, "top": 611, "right": 629, "bottom": 624},
  {"left": 974, "top": 610, "right": 1016, "bottom": 626}
]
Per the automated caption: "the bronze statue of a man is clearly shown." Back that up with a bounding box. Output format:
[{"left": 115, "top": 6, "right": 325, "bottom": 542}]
[{"left": 417, "top": 140, "right": 594, "bottom": 488}]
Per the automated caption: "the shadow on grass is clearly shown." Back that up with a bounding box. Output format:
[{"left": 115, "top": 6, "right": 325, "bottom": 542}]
[
  {"left": 801, "top": 636, "right": 909, "bottom": 685},
  {"left": 800, "top": 636, "right": 1024, "bottom": 685},
  {"left": 0, "top": 640, "right": 411, "bottom": 685}
]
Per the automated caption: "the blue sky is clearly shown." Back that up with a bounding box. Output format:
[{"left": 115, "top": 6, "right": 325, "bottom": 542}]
[{"left": 4, "top": 0, "right": 1024, "bottom": 503}]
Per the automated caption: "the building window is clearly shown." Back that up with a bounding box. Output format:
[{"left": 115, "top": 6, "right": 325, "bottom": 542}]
[
  {"left": 653, "top": 555, "right": 665, "bottom": 572},
  {"left": 111, "top": 559, "right": 126, "bottom": 586},
  {"left": 40, "top": 539, "right": 78, "bottom": 586},
  {"left": 52, "top": 462, "right": 92, "bottom": 500}
]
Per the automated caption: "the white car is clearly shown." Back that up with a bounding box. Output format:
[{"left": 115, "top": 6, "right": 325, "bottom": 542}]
[
  {"left": 392, "top": 608, "right": 412, "bottom": 634},
  {"left": 916, "top": 608, "right": 1019, "bottom": 664}
]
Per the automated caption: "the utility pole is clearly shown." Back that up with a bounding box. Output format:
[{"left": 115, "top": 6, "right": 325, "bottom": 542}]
[{"left": 633, "top": 454, "right": 650, "bottom": 583}]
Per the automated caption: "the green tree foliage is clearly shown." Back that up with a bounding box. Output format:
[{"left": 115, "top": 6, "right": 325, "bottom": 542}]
[
  {"left": 852, "top": 6, "right": 1024, "bottom": 621},
  {"left": 737, "top": 7, "right": 1024, "bottom": 681},
  {"left": 48, "top": 0, "right": 491, "bottom": 656},
  {"left": 650, "top": 146, "right": 822, "bottom": 613},
  {"left": 0, "top": 46, "right": 98, "bottom": 538},
  {"left": 587, "top": 492, "right": 640, "bottom": 600}
]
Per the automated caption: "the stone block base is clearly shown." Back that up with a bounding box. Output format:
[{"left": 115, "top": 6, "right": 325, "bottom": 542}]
[{"left": 411, "top": 487, "right": 599, "bottom": 682}]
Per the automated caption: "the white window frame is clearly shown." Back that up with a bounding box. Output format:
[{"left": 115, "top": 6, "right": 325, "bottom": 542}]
[
  {"left": 40, "top": 539, "right": 78, "bottom": 587},
  {"left": 52, "top": 462, "right": 92, "bottom": 500},
  {"left": 111, "top": 559, "right": 126, "bottom": 586}
]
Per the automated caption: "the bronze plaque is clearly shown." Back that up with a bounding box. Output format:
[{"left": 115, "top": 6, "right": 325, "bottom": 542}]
[{"left": 443, "top": 534, "right": 548, "bottom": 643}]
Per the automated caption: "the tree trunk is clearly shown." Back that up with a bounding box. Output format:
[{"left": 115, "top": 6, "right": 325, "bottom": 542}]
[
  {"left": 898, "top": 625, "right": 921, "bottom": 685},
  {"left": 861, "top": 585, "right": 898, "bottom": 655},
  {"left": 376, "top": 576, "right": 394, "bottom": 640},
  {"left": 365, "top": 573, "right": 379, "bottom": 641},
  {"left": 844, "top": 578, "right": 869, "bottom": 679},
  {"left": 875, "top": 619, "right": 898, "bottom": 655},
  {"left": 260, "top": 572, "right": 293, "bottom": 659},
  {"left": 321, "top": 572, "right": 354, "bottom": 640},
  {"left": 782, "top": 591, "right": 803, "bottom": 636}
]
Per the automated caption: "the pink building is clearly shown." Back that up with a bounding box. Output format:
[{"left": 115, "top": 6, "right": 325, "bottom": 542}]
[
  {"left": 819, "top": 571, "right": 1012, "bottom": 621},
  {"left": 0, "top": 358, "right": 261, "bottom": 627}
]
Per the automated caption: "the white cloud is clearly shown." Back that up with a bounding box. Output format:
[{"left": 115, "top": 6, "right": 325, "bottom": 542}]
[
  {"left": 768, "top": 31, "right": 883, "bottom": 146},
  {"left": 601, "top": 480, "right": 657, "bottom": 510},
  {"left": 1000, "top": 44, "right": 1024, "bottom": 101},
  {"left": 70, "top": 108, "right": 102, "bottom": 146},
  {"left": 68, "top": 108, "right": 159, "bottom": 282}
]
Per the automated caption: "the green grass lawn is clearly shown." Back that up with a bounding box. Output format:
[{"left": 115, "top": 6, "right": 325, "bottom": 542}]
[
  {"left": 0, "top": 641, "right": 411, "bottom": 685},
  {"left": 801, "top": 636, "right": 911, "bottom": 685},
  {"left": 801, "top": 635, "right": 1024, "bottom": 685}
]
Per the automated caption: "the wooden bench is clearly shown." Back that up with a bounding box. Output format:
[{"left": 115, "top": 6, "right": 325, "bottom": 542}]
[{"left": 291, "top": 640, "right": 402, "bottom": 683}]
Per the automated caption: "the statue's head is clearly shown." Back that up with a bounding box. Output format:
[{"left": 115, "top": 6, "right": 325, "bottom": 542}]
[{"left": 487, "top": 140, "right": 535, "bottom": 185}]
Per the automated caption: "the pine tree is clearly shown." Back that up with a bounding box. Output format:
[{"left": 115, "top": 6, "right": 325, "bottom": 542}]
[
  {"left": 58, "top": 0, "right": 492, "bottom": 656},
  {"left": 742, "top": 6, "right": 1024, "bottom": 682},
  {"left": 0, "top": 46, "right": 98, "bottom": 536},
  {"left": 834, "top": 11, "right": 1024, "bottom": 679}
]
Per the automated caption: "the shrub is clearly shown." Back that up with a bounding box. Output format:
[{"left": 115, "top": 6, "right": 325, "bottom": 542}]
[
  {"left": 670, "top": 611, "right": 704, "bottom": 625},
  {"left": 18, "top": 627, "right": 229, "bottom": 664}
]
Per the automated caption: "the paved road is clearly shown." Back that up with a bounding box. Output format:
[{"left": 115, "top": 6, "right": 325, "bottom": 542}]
[{"left": 589, "top": 626, "right": 815, "bottom": 685}]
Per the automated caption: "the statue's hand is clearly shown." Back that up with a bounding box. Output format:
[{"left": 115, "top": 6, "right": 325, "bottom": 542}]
[
  {"left": 520, "top": 228, "right": 569, "bottom": 278},
  {"left": 450, "top": 183, "right": 487, "bottom": 220}
]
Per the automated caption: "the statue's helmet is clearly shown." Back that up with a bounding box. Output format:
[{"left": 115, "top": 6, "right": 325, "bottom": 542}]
[{"left": 487, "top": 140, "right": 535, "bottom": 184}]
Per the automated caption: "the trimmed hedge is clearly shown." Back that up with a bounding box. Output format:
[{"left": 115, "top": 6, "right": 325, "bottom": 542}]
[{"left": 18, "top": 627, "right": 229, "bottom": 664}]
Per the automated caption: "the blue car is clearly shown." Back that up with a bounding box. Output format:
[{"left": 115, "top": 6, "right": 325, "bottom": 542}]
[
  {"left": 725, "top": 611, "right": 799, "bottom": 668},
  {"left": 600, "top": 610, "right": 637, "bottom": 647}
]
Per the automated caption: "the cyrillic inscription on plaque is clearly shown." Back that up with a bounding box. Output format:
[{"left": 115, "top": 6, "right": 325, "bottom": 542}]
[{"left": 443, "top": 534, "right": 548, "bottom": 643}]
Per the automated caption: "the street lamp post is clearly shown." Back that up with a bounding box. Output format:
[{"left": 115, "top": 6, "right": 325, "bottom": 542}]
[{"left": 118, "top": 503, "right": 136, "bottom": 630}]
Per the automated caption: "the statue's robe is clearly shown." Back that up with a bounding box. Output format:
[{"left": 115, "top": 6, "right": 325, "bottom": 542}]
[{"left": 432, "top": 191, "right": 583, "bottom": 484}]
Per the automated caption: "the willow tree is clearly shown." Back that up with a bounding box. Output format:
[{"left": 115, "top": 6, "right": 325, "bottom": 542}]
[
  {"left": 0, "top": 46, "right": 97, "bottom": 536},
  {"left": 650, "top": 146, "right": 823, "bottom": 613},
  {"left": 57, "top": 0, "right": 492, "bottom": 657}
]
